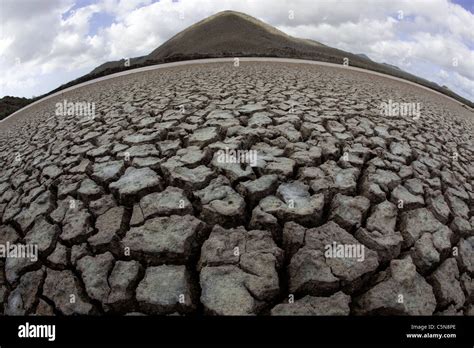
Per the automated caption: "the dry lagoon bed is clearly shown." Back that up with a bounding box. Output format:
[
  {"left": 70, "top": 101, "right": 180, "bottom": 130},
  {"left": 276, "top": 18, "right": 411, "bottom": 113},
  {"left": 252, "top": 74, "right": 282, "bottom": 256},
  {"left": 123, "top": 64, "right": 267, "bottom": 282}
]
[{"left": 0, "top": 61, "right": 473, "bottom": 316}]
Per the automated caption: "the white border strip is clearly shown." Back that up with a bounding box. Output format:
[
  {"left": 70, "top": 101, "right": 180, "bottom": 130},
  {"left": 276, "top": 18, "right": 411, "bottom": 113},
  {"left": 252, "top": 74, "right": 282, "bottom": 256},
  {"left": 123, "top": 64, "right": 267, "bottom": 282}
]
[{"left": 1, "top": 57, "right": 472, "bottom": 124}]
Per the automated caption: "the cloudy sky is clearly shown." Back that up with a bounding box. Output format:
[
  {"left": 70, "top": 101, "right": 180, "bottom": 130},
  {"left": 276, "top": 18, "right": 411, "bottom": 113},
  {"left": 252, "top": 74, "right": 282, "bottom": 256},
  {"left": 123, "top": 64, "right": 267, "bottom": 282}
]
[{"left": 1, "top": 0, "right": 473, "bottom": 101}]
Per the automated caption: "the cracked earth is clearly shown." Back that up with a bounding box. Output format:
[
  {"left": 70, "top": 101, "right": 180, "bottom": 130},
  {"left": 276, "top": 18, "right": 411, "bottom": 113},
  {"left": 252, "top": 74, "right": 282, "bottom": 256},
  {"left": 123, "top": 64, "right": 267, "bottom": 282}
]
[{"left": 0, "top": 62, "right": 473, "bottom": 316}]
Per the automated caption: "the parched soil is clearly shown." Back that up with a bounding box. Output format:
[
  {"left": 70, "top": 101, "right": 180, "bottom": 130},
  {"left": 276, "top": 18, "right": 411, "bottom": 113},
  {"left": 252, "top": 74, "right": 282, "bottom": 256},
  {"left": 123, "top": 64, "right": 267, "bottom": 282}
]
[{"left": 0, "top": 62, "right": 472, "bottom": 316}]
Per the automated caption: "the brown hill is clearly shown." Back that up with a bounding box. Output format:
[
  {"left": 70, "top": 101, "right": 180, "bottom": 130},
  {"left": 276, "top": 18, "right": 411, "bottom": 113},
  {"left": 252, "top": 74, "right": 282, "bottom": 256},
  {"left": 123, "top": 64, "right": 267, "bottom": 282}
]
[{"left": 147, "top": 11, "right": 327, "bottom": 60}]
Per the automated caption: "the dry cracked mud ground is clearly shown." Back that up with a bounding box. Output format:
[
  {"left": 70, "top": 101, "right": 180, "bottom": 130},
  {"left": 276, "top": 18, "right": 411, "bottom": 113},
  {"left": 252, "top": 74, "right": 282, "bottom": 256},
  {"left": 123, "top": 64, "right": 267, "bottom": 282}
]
[{"left": 0, "top": 61, "right": 473, "bottom": 316}]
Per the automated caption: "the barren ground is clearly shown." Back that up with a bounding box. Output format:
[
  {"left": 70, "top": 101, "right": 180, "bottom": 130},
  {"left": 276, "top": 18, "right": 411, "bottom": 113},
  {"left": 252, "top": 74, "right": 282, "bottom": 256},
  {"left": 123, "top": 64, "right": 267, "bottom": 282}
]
[{"left": 0, "top": 62, "right": 473, "bottom": 316}]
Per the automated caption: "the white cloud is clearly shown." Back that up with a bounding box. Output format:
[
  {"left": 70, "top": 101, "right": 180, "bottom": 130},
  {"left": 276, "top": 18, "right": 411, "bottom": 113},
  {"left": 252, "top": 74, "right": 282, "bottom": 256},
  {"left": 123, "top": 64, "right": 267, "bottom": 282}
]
[
  {"left": 439, "top": 70, "right": 474, "bottom": 99},
  {"left": 280, "top": 17, "right": 398, "bottom": 53},
  {"left": 0, "top": 0, "right": 473, "bottom": 102}
]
